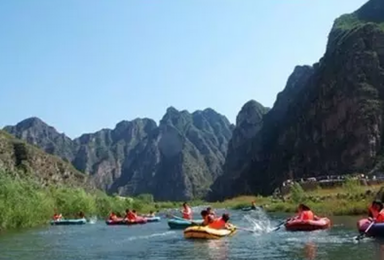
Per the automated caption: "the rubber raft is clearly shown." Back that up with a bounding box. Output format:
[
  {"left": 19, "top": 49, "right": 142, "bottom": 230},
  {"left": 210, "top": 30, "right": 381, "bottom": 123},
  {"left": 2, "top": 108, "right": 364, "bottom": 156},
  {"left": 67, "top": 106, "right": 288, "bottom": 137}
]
[
  {"left": 241, "top": 206, "right": 261, "bottom": 212},
  {"left": 357, "top": 218, "right": 384, "bottom": 237},
  {"left": 106, "top": 217, "right": 151, "bottom": 225},
  {"left": 184, "top": 225, "right": 237, "bottom": 239},
  {"left": 167, "top": 218, "right": 203, "bottom": 229},
  {"left": 285, "top": 217, "right": 331, "bottom": 231},
  {"left": 50, "top": 218, "right": 87, "bottom": 225}
]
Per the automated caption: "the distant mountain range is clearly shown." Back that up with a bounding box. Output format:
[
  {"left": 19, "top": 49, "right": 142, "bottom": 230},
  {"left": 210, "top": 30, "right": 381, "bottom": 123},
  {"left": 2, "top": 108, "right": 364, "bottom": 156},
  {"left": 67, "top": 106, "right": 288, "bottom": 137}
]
[
  {"left": 4, "top": 107, "right": 235, "bottom": 201},
  {"left": 3, "top": 0, "right": 384, "bottom": 202}
]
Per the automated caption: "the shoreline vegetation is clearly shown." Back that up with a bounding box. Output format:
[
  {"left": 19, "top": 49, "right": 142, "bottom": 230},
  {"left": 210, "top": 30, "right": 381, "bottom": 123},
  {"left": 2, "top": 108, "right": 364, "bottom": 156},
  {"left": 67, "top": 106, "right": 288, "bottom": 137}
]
[{"left": 0, "top": 169, "right": 380, "bottom": 231}]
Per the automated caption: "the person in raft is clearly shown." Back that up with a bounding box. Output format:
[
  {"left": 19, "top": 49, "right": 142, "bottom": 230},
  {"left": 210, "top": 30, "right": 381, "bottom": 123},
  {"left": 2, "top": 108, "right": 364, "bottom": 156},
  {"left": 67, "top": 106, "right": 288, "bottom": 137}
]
[
  {"left": 181, "top": 202, "right": 192, "bottom": 220},
  {"left": 78, "top": 211, "right": 85, "bottom": 219},
  {"left": 124, "top": 209, "right": 136, "bottom": 221},
  {"left": 109, "top": 212, "right": 118, "bottom": 221},
  {"left": 207, "top": 207, "right": 216, "bottom": 218},
  {"left": 208, "top": 213, "right": 232, "bottom": 230},
  {"left": 201, "top": 210, "right": 215, "bottom": 226},
  {"left": 53, "top": 212, "right": 62, "bottom": 221},
  {"left": 292, "top": 204, "right": 320, "bottom": 221},
  {"left": 370, "top": 201, "right": 384, "bottom": 223},
  {"left": 146, "top": 211, "right": 156, "bottom": 217},
  {"left": 251, "top": 201, "right": 257, "bottom": 210},
  {"left": 368, "top": 200, "right": 383, "bottom": 219}
]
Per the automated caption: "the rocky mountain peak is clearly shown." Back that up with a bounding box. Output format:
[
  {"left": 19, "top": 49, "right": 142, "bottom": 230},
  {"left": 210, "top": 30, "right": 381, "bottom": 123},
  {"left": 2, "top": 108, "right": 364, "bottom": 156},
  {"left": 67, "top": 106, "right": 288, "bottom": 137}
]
[{"left": 356, "top": 0, "right": 384, "bottom": 23}]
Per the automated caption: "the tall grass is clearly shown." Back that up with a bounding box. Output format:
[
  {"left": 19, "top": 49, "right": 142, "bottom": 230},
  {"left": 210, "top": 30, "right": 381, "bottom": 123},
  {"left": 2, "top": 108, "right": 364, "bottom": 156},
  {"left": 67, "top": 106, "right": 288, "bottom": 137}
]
[{"left": 0, "top": 170, "right": 175, "bottom": 230}]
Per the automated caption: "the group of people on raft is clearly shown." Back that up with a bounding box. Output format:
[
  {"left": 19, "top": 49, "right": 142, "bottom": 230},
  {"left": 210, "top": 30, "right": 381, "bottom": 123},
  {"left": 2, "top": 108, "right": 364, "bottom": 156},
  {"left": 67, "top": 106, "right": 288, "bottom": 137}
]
[
  {"left": 180, "top": 202, "right": 232, "bottom": 230},
  {"left": 108, "top": 209, "right": 156, "bottom": 222},
  {"left": 53, "top": 211, "right": 85, "bottom": 221}
]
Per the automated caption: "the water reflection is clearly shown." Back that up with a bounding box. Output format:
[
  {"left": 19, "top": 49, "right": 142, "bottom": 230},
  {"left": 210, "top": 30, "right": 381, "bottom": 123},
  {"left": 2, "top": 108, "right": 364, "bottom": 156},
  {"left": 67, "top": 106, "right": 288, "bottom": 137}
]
[{"left": 304, "top": 242, "right": 317, "bottom": 260}]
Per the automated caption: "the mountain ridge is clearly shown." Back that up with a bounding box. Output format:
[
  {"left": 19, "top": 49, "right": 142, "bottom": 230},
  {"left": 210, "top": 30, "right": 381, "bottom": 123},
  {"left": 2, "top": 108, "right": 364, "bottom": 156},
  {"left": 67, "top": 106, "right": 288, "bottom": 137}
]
[{"left": 4, "top": 106, "right": 234, "bottom": 201}]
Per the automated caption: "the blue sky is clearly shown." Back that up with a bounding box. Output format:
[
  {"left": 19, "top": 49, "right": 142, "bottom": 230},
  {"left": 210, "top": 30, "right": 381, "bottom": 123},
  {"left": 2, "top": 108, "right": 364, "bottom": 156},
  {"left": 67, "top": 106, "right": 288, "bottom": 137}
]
[{"left": 0, "top": 0, "right": 367, "bottom": 138}]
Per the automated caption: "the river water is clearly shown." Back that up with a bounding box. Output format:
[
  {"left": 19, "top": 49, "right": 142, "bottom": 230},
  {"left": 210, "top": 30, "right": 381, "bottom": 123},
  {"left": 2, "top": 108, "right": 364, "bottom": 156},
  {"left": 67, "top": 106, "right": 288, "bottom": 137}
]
[{"left": 0, "top": 207, "right": 383, "bottom": 260}]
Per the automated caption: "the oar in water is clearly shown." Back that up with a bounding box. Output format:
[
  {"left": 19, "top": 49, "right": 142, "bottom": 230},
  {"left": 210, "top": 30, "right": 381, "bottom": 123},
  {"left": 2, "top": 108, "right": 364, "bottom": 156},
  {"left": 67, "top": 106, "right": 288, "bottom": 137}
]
[
  {"left": 272, "top": 221, "right": 287, "bottom": 231},
  {"left": 355, "top": 221, "right": 375, "bottom": 241}
]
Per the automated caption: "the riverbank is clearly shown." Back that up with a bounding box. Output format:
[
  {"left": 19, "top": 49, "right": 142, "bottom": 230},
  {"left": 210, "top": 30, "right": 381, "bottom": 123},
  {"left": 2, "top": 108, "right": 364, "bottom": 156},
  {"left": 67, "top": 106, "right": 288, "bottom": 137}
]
[
  {"left": 209, "top": 179, "right": 382, "bottom": 216},
  {"left": 1, "top": 168, "right": 381, "bottom": 231}
]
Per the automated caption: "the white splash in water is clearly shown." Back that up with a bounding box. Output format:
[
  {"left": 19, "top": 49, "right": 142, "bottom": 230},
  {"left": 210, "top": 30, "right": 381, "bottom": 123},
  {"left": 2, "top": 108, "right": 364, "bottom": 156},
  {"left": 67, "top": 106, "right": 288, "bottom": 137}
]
[
  {"left": 88, "top": 216, "right": 97, "bottom": 224},
  {"left": 241, "top": 208, "right": 275, "bottom": 234}
]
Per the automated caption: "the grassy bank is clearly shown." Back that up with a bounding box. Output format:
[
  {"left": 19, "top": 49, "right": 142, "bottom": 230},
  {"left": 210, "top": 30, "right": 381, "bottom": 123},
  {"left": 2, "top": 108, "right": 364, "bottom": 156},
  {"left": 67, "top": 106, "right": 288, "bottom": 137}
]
[
  {"left": 210, "top": 179, "right": 382, "bottom": 216},
  {"left": 0, "top": 170, "right": 179, "bottom": 230}
]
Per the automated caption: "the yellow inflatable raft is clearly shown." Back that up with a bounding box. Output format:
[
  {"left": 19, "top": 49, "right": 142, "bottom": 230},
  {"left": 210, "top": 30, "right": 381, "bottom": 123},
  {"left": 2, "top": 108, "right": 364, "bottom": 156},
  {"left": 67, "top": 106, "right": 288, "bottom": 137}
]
[{"left": 183, "top": 225, "right": 237, "bottom": 239}]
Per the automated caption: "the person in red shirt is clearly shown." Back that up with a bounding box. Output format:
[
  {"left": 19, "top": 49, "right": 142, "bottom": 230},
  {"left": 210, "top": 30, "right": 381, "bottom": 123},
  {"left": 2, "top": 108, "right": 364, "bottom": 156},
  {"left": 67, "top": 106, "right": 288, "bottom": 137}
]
[
  {"left": 372, "top": 201, "right": 384, "bottom": 223},
  {"left": 181, "top": 202, "right": 192, "bottom": 220},
  {"left": 294, "top": 204, "right": 320, "bottom": 221},
  {"left": 368, "top": 200, "right": 382, "bottom": 219}
]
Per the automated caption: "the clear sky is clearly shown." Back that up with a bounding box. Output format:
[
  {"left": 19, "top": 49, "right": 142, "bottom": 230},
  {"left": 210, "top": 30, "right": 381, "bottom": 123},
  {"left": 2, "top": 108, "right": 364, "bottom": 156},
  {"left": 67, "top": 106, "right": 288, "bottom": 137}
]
[{"left": 0, "top": 0, "right": 368, "bottom": 138}]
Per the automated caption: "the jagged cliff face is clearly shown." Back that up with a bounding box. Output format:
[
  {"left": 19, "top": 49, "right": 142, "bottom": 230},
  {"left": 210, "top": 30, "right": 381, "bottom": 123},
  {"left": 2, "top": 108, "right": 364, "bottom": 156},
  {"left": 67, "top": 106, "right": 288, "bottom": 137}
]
[
  {"left": 209, "top": 0, "right": 384, "bottom": 200},
  {"left": 208, "top": 100, "right": 269, "bottom": 199},
  {"left": 0, "top": 130, "right": 91, "bottom": 189},
  {"left": 4, "top": 107, "right": 233, "bottom": 201}
]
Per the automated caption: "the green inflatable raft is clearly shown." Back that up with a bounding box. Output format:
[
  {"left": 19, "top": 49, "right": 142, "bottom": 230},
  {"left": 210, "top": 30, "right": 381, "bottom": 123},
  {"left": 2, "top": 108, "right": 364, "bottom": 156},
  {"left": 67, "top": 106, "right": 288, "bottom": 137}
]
[
  {"left": 50, "top": 218, "right": 87, "bottom": 225},
  {"left": 167, "top": 218, "right": 203, "bottom": 229}
]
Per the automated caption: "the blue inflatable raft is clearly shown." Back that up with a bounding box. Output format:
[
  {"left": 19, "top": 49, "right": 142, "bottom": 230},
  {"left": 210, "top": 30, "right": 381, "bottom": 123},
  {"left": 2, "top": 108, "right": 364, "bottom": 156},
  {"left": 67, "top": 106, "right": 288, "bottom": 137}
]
[
  {"left": 50, "top": 218, "right": 87, "bottom": 225},
  {"left": 167, "top": 218, "right": 203, "bottom": 229}
]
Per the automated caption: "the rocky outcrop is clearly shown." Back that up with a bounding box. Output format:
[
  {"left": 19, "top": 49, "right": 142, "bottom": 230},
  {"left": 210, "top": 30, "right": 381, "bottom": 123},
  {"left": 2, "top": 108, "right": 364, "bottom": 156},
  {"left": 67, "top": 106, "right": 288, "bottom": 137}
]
[
  {"left": 0, "top": 130, "right": 91, "bottom": 189},
  {"left": 209, "top": 0, "right": 384, "bottom": 200},
  {"left": 4, "top": 107, "right": 233, "bottom": 201},
  {"left": 208, "top": 100, "right": 269, "bottom": 199}
]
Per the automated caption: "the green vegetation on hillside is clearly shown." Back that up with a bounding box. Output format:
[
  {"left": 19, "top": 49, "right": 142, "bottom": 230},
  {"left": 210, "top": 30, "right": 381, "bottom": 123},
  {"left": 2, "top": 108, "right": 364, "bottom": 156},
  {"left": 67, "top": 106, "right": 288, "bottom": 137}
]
[
  {"left": 211, "top": 179, "right": 380, "bottom": 216},
  {"left": 334, "top": 13, "right": 384, "bottom": 31}
]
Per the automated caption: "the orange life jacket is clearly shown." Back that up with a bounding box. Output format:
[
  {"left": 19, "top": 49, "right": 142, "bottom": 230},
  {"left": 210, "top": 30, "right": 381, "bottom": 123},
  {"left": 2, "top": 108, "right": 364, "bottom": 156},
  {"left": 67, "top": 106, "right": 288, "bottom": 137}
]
[
  {"left": 109, "top": 213, "right": 117, "bottom": 221},
  {"left": 182, "top": 206, "right": 192, "bottom": 220},
  {"left": 299, "top": 210, "right": 314, "bottom": 221},
  {"left": 208, "top": 218, "right": 226, "bottom": 229},
  {"left": 127, "top": 212, "right": 136, "bottom": 220},
  {"left": 376, "top": 210, "right": 384, "bottom": 223},
  {"left": 369, "top": 206, "right": 379, "bottom": 218},
  {"left": 53, "top": 214, "right": 61, "bottom": 220}
]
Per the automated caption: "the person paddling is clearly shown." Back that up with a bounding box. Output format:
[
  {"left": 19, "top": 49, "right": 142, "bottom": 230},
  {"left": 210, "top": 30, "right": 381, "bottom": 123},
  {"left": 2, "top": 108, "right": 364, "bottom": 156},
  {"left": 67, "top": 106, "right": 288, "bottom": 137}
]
[
  {"left": 181, "top": 202, "right": 192, "bottom": 220},
  {"left": 251, "top": 201, "right": 257, "bottom": 210},
  {"left": 208, "top": 213, "right": 232, "bottom": 230},
  {"left": 293, "top": 204, "right": 320, "bottom": 221}
]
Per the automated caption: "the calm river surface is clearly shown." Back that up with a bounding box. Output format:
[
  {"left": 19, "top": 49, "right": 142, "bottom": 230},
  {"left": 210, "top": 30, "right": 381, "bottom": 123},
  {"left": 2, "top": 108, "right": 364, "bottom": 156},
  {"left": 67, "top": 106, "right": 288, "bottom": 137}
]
[{"left": 0, "top": 208, "right": 383, "bottom": 260}]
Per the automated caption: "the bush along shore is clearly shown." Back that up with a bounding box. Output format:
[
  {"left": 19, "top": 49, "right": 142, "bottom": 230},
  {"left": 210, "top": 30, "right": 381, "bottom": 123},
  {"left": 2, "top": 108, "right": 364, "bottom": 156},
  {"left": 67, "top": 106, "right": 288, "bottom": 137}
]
[
  {"left": 0, "top": 169, "right": 185, "bottom": 231},
  {"left": 211, "top": 178, "right": 382, "bottom": 216}
]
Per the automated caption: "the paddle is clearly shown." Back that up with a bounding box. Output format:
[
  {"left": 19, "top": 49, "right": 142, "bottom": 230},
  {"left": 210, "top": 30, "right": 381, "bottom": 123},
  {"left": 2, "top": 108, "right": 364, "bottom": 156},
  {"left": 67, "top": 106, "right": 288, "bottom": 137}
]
[
  {"left": 355, "top": 221, "right": 375, "bottom": 241},
  {"left": 272, "top": 221, "right": 287, "bottom": 231}
]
